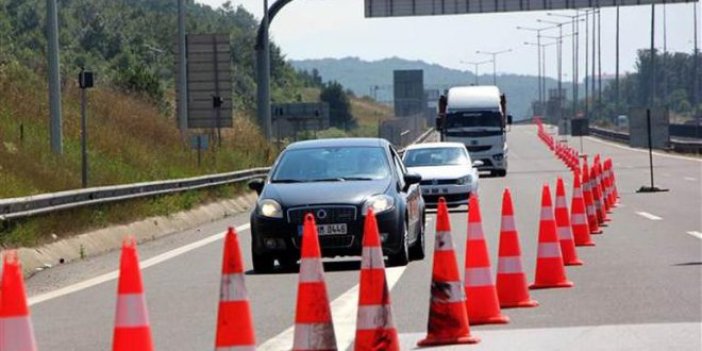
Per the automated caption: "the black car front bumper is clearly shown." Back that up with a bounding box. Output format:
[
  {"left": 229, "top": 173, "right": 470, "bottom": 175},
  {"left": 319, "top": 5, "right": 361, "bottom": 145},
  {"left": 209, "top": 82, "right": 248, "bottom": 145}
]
[{"left": 250, "top": 206, "right": 405, "bottom": 259}]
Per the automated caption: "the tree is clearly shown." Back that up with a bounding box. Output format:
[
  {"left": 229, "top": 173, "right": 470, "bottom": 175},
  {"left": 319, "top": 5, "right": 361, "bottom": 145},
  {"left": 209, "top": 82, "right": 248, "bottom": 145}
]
[{"left": 320, "top": 81, "right": 355, "bottom": 129}]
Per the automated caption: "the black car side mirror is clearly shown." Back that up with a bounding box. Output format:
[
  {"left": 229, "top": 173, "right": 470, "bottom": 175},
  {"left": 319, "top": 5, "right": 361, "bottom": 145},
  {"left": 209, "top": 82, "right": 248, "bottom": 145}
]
[
  {"left": 507, "top": 115, "right": 513, "bottom": 125},
  {"left": 404, "top": 173, "right": 422, "bottom": 187},
  {"left": 248, "top": 178, "right": 265, "bottom": 195}
]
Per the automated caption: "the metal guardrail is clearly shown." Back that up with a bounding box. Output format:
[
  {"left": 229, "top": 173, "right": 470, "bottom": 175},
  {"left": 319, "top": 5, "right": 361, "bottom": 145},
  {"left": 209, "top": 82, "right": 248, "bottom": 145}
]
[
  {"left": 0, "top": 129, "right": 436, "bottom": 221},
  {"left": 589, "top": 126, "right": 701, "bottom": 153}
]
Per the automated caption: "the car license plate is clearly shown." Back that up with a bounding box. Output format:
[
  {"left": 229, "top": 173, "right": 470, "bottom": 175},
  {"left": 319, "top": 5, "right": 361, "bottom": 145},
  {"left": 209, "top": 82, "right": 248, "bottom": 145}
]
[{"left": 298, "top": 223, "right": 348, "bottom": 236}]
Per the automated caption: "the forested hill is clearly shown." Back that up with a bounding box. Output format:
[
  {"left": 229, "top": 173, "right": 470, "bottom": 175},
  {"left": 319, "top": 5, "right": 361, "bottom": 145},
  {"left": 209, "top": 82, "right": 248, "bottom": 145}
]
[
  {"left": 292, "top": 57, "right": 563, "bottom": 120},
  {"left": 0, "top": 0, "right": 305, "bottom": 114}
]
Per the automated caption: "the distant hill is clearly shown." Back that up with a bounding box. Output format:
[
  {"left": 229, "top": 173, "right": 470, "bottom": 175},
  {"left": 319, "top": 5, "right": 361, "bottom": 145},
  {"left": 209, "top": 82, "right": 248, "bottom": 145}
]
[{"left": 291, "top": 57, "right": 568, "bottom": 120}]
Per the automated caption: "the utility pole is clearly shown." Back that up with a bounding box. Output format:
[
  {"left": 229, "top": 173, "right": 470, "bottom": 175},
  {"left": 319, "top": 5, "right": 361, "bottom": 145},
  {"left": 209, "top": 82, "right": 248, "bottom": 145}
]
[
  {"left": 694, "top": 3, "right": 699, "bottom": 119},
  {"left": 585, "top": 10, "right": 590, "bottom": 121},
  {"left": 591, "top": 8, "right": 596, "bottom": 119},
  {"left": 47, "top": 0, "right": 62, "bottom": 154},
  {"left": 177, "top": 0, "right": 188, "bottom": 132},
  {"left": 597, "top": 8, "right": 602, "bottom": 114},
  {"left": 476, "top": 49, "right": 512, "bottom": 86},
  {"left": 616, "top": 4, "right": 620, "bottom": 115},
  {"left": 518, "top": 25, "right": 557, "bottom": 115},
  {"left": 256, "top": 0, "right": 272, "bottom": 140}
]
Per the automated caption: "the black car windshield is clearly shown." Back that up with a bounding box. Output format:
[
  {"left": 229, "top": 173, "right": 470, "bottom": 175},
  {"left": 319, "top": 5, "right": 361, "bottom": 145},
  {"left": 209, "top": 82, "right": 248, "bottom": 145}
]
[
  {"left": 403, "top": 147, "right": 470, "bottom": 167},
  {"left": 446, "top": 111, "right": 503, "bottom": 128},
  {"left": 271, "top": 146, "right": 391, "bottom": 182}
]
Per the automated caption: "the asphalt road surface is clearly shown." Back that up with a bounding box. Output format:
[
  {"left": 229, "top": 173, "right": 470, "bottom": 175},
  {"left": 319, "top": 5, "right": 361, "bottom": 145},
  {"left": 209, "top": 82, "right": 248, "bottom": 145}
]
[{"left": 25, "top": 125, "right": 701, "bottom": 350}]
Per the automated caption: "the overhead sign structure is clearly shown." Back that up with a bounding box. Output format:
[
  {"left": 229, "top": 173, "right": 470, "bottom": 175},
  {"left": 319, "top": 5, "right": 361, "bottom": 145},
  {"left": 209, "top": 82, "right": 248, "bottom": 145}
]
[
  {"left": 365, "top": 0, "right": 697, "bottom": 17},
  {"left": 176, "top": 33, "right": 232, "bottom": 129},
  {"left": 394, "top": 70, "right": 425, "bottom": 117}
]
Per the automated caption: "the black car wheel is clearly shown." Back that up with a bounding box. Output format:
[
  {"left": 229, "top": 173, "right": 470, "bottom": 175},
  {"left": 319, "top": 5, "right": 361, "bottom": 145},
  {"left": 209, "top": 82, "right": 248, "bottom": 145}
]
[
  {"left": 278, "top": 254, "right": 298, "bottom": 273},
  {"left": 388, "top": 222, "right": 410, "bottom": 267},
  {"left": 409, "top": 217, "right": 425, "bottom": 261},
  {"left": 252, "top": 251, "right": 275, "bottom": 273}
]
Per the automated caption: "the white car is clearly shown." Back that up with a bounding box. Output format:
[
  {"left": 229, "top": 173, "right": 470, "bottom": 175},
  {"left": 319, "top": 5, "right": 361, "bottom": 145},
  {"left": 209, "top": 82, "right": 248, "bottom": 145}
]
[{"left": 402, "top": 142, "right": 481, "bottom": 208}]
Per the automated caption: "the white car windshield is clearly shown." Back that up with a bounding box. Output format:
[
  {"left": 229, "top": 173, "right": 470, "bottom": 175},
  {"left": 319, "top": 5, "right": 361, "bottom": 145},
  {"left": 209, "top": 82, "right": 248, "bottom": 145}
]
[
  {"left": 404, "top": 147, "right": 470, "bottom": 167},
  {"left": 272, "top": 146, "right": 391, "bottom": 182}
]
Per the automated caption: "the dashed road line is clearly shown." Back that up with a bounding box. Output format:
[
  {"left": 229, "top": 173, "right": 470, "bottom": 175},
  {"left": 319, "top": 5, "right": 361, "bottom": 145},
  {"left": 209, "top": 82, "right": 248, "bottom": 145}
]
[
  {"left": 29, "top": 223, "right": 251, "bottom": 306},
  {"left": 258, "top": 266, "right": 407, "bottom": 350},
  {"left": 636, "top": 211, "right": 663, "bottom": 221},
  {"left": 686, "top": 231, "right": 702, "bottom": 240},
  {"left": 683, "top": 177, "right": 697, "bottom": 182}
]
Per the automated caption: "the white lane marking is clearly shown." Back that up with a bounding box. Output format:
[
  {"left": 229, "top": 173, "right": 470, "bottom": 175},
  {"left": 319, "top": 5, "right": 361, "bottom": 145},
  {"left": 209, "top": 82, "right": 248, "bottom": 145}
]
[
  {"left": 258, "top": 266, "right": 407, "bottom": 350},
  {"left": 28, "top": 224, "right": 250, "bottom": 306},
  {"left": 585, "top": 136, "right": 702, "bottom": 163},
  {"left": 686, "top": 231, "right": 702, "bottom": 240},
  {"left": 684, "top": 177, "right": 697, "bottom": 182},
  {"left": 636, "top": 212, "right": 663, "bottom": 221}
]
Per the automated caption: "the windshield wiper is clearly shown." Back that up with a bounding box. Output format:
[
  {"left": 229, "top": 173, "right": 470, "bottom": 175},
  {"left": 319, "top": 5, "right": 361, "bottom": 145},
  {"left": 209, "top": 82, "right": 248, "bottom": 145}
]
[
  {"left": 309, "top": 178, "right": 346, "bottom": 182},
  {"left": 271, "top": 179, "right": 306, "bottom": 183},
  {"left": 339, "top": 176, "right": 374, "bottom": 181}
]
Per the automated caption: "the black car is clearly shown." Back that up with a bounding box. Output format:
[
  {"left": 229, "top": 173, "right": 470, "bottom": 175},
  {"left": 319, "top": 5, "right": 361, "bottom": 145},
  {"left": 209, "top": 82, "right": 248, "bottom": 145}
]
[{"left": 248, "top": 138, "right": 426, "bottom": 273}]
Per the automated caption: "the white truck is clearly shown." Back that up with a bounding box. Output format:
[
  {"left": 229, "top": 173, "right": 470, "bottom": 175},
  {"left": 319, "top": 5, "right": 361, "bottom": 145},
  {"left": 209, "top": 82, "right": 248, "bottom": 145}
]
[{"left": 437, "top": 86, "right": 511, "bottom": 177}]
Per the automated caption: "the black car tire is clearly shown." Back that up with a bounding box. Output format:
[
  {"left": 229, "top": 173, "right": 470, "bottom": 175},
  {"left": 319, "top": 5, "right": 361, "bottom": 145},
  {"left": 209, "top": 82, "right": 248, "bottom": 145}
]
[
  {"left": 409, "top": 217, "right": 425, "bottom": 261},
  {"left": 252, "top": 252, "right": 275, "bottom": 273},
  {"left": 278, "top": 255, "right": 298, "bottom": 273},
  {"left": 388, "top": 223, "right": 410, "bottom": 267}
]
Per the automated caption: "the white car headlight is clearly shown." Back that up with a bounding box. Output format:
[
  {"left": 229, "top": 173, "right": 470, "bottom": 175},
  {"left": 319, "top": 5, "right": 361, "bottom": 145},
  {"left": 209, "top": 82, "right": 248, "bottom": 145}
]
[
  {"left": 456, "top": 175, "right": 472, "bottom": 185},
  {"left": 363, "top": 195, "right": 395, "bottom": 215},
  {"left": 259, "top": 199, "right": 283, "bottom": 218}
]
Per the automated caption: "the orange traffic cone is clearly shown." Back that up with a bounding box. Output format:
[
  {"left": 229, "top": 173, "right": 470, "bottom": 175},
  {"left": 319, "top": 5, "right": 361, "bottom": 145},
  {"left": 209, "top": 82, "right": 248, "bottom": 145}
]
[
  {"left": 555, "top": 177, "right": 583, "bottom": 266},
  {"left": 571, "top": 171, "right": 595, "bottom": 246},
  {"left": 215, "top": 227, "right": 256, "bottom": 350},
  {"left": 596, "top": 161, "right": 612, "bottom": 215},
  {"left": 591, "top": 165, "right": 609, "bottom": 224},
  {"left": 530, "top": 184, "right": 574, "bottom": 289},
  {"left": 0, "top": 251, "right": 38, "bottom": 351},
  {"left": 417, "top": 198, "right": 479, "bottom": 347},
  {"left": 582, "top": 161, "right": 602, "bottom": 234},
  {"left": 113, "top": 237, "right": 154, "bottom": 351},
  {"left": 355, "top": 210, "right": 400, "bottom": 351},
  {"left": 293, "top": 214, "right": 337, "bottom": 351},
  {"left": 605, "top": 158, "right": 618, "bottom": 207},
  {"left": 608, "top": 158, "right": 620, "bottom": 201},
  {"left": 495, "top": 189, "right": 539, "bottom": 308},
  {"left": 464, "top": 196, "right": 509, "bottom": 325}
]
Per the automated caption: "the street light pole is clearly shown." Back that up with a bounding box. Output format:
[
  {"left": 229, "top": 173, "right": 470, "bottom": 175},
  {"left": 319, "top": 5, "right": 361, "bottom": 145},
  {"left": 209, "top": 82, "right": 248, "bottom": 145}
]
[
  {"left": 460, "top": 60, "right": 492, "bottom": 85},
  {"left": 616, "top": 4, "right": 620, "bottom": 115},
  {"left": 476, "top": 49, "right": 512, "bottom": 86}
]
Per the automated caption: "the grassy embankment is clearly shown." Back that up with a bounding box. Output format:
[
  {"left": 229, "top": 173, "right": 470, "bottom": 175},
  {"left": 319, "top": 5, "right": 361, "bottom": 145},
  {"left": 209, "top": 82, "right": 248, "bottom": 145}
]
[{"left": 0, "top": 68, "right": 394, "bottom": 248}]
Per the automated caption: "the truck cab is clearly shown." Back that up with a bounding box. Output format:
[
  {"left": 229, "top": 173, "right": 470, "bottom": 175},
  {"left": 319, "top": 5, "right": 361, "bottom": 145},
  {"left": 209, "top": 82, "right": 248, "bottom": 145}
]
[{"left": 437, "top": 86, "right": 510, "bottom": 177}]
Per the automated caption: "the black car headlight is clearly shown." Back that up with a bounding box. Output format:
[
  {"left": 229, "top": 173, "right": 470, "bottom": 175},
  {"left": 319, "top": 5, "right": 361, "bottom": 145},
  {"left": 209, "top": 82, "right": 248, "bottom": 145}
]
[
  {"left": 258, "top": 199, "right": 283, "bottom": 218},
  {"left": 363, "top": 195, "right": 395, "bottom": 215},
  {"left": 492, "top": 153, "right": 504, "bottom": 161}
]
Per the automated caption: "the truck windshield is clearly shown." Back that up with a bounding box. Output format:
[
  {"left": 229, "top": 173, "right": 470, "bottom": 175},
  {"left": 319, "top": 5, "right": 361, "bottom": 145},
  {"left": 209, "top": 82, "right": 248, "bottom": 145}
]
[{"left": 446, "top": 111, "right": 502, "bottom": 128}]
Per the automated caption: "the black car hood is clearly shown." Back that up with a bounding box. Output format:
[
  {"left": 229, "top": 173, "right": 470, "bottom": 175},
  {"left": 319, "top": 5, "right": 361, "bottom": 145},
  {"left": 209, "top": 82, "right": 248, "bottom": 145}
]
[{"left": 261, "top": 179, "right": 393, "bottom": 207}]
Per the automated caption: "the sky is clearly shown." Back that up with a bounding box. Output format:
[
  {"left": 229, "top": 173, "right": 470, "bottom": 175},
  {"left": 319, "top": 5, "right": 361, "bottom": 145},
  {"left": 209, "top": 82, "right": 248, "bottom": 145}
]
[{"left": 197, "top": 0, "right": 699, "bottom": 81}]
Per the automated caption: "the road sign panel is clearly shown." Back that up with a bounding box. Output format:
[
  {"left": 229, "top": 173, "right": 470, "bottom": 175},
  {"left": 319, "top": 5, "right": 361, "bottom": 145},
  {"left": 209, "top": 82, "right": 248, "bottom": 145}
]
[{"left": 365, "top": 0, "right": 697, "bottom": 17}]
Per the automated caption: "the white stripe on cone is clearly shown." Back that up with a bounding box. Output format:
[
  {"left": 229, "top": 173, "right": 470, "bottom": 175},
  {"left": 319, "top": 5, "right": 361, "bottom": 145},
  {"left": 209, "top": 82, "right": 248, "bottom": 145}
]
[
  {"left": 360, "top": 247, "right": 384, "bottom": 269},
  {"left": 497, "top": 257, "right": 524, "bottom": 274},
  {"left": 537, "top": 243, "right": 562, "bottom": 258},
  {"left": 215, "top": 346, "right": 256, "bottom": 351},
  {"left": 434, "top": 231, "right": 455, "bottom": 251},
  {"left": 540, "top": 207, "right": 554, "bottom": 220},
  {"left": 356, "top": 305, "right": 395, "bottom": 330},
  {"left": 220, "top": 273, "right": 248, "bottom": 302},
  {"left": 298, "top": 258, "right": 324, "bottom": 283},
  {"left": 0, "top": 316, "right": 37, "bottom": 351},
  {"left": 500, "top": 216, "right": 516, "bottom": 232},
  {"left": 292, "top": 323, "right": 337, "bottom": 350},
  {"left": 555, "top": 196, "right": 568, "bottom": 209},
  {"left": 430, "top": 281, "right": 465, "bottom": 304},
  {"left": 114, "top": 294, "right": 149, "bottom": 327},
  {"left": 571, "top": 214, "right": 587, "bottom": 225},
  {"left": 465, "top": 267, "right": 494, "bottom": 287},
  {"left": 467, "top": 225, "right": 485, "bottom": 240},
  {"left": 557, "top": 227, "right": 574, "bottom": 240}
]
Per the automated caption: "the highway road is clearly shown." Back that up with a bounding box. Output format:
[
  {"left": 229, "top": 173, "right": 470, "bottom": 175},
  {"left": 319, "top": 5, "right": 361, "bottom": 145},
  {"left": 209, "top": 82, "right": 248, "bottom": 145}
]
[{"left": 25, "top": 124, "right": 701, "bottom": 350}]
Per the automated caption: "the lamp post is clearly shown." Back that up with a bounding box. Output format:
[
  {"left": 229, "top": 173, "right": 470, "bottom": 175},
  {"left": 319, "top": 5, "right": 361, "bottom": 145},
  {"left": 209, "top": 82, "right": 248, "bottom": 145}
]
[
  {"left": 525, "top": 41, "right": 558, "bottom": 118},
  {"left": 460, "top": 60, "right": 492, "bottom": 85},
  {"left": 476, "top": 49, "right": 513, "bottom": 86},
  {"left": 547, "top": 12, "right": 589, "bottom": 120},
  {"left": 517, "top": 25, "right": 557, "bottom": 112}
]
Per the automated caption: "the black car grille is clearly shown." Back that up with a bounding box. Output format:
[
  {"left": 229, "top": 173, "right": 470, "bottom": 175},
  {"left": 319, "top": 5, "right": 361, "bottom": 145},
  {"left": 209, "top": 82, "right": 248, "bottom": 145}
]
[
  {"left": 293, "top": 235, "right": 355, "bottom": 248},
  {"left": 420, "top": 179, "right": 458, "bottom": 186},
  {"left": 287, "top": 206, "right": 357, "bottom": 225},
  {"left": 466, "top": 145, "right": 492, "bottom": 152},
  {"left": 423, "top": 192, "right": 470, "bottom": 204}
]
